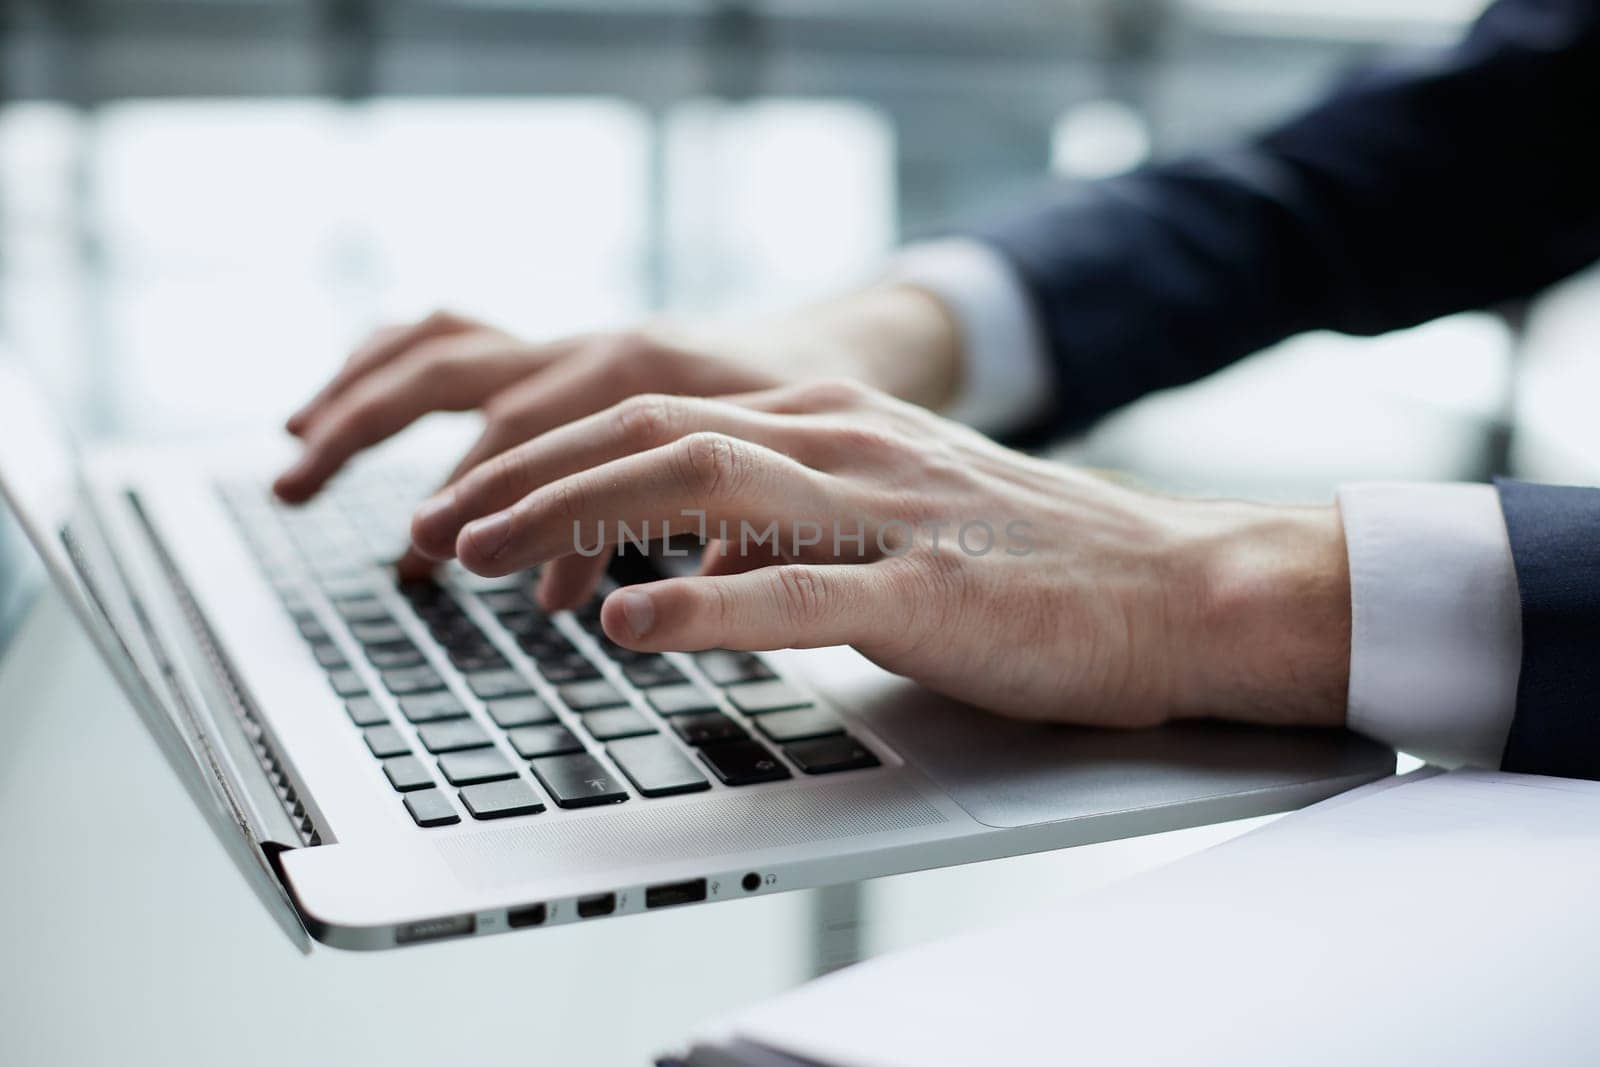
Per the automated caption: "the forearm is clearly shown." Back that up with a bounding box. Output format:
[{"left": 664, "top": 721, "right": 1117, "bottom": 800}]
[{"left": 976, "top": 0, "right": 1600, "bottom": 433}]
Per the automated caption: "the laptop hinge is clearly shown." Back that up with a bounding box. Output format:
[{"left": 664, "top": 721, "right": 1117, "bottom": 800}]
[{"left": 122, "top": 489, "right": 321, "bottom": 848}]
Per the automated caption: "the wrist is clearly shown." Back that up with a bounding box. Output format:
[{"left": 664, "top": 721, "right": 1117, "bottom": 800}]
[
  {"left": 808, "top": 283, "right": 964, "bottom": 410},
  {"left": 1172, "top": 501, "right": 1351, "bottom": 727}
]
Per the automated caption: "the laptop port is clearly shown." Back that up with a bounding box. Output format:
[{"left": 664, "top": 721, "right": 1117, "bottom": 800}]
[
  {"left": 395, "top": 914, "right": 476, "bottom": 944},
  {"left": 576, "top": 892, "right": 616, "bottom": 919},
  {"left": 507, "top": 903, "right": 546, "bottom": 929},
  {"left": 645, "top": 879, "right": 708, "bottom": 909},
  {"left": 741, "top": 872, "right": 761, "bottom": 892}
]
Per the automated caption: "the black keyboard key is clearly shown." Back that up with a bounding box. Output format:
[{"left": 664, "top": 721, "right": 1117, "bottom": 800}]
[
  {"left": 466, "top": 669, "right": 535, "bottom": 700},
  {"left": 752, "top": 706, "right": 842, "bottom": 743},
  {"left": 381, "top": 665, "right": 446, "bottom": 695},
  {"left": 448, "top": 646, "right": 508, "bottom": 673},
  {"left": 364, "top": 724, "right": 410, "bottom": 758},
  {"left": 598, "top": 637, "right": 644, "bottom": 664},
  {"left": 785, "top": 734, "right": 880, "bottom": 775},
  {"left": 506, "top": 723, "right": 583, "bottom": 759},
  {"left": 725, "top": 679, "right": 809, "bottom": 715},
  {"left": 558, "top": 679, "right": 626, "bottom": 710},
  {"left": 328, "top": 669, "right": 367, "bottom": 698},
  {"left": 517, "top": 630, "right": 569, "bottom": 658},
  {"left": 311, "top": 641, "right": 348, "bottom": 669},
  {"left": 460, "top": 779, "right": 545, "bottom": 820},
  {"left": 383, "top": 755, "right": 433, "bottom": 792},
  {"left": 647, "top": 683, "right": 718, "bottom": 717},
  {"left": 417, "top": 719, "right": 492, "bottom": 753},
  {"left": 398, "top": 579, "right": 448, "bottom": 606},
  {"left": 429, "top": 618, "right": 481, "bottom": 646},
  {"left": 398, "top": 691, "right": 468, "bottom": 723},
  {"left": 500, "top": 611, "right": 554, "bottom": 638},
  {"left": 698, "top": 738, "right": 791, "bottom": 786},
  {"left": 404, "top": 788, "right": 460, "bottom": 827},
  {"left": 670, "top": 711, "right": 746, "bottom": 747},
  {"left": 487, "top": 695, "right": 554, "bottom": 728},
  {"left": 607, "top": 735, "right": 710, "bottom": 798},
  {"left": 365, "top": 640, "right": 425, "bottom": 670},
  {"left": 530, "top": 752, "right": 629, "bottom": 809},
  {"left": 437, "top": 749, "right": 517, "bottom": 785},
  {"left": 479, "top": 589, "right": 536, "bottom": 615},
  {"left": 695, "top": 649, "right": 774, "bottom": 687},
  {"left": 335, "top": 597, "right": 391, "bottom": 623},
  {"left": 580, "top": 707, "right": 655, "bottom": 741},
  {"left": 622, "top": 658, "right": 686, "bottom": 689},
  {"left": 536, "top": 654, "right": 601, "bottom": 684},
  {"left": 345, "top": 695, "right": 388, "bottom": 727},
  {"left": 350, "top": 620, "right": 408, "bottom": 646}
]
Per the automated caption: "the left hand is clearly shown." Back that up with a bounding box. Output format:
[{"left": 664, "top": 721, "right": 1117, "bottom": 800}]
[{"left": 408, "top": 379, "right": 1351, "bottom": 728}]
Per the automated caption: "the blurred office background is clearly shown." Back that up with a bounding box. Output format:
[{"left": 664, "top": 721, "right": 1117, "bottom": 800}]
[
  {"left": 4, "top": 1, "right": 1600, "bottom": 1063},
  {"left": 5, "top": 0, "right": 1600, "bottom": 498}
]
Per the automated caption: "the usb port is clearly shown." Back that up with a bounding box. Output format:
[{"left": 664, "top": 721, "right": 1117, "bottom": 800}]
[
  {"left": 645, "top": 879, "right": 708, "bottom": 909},
  {"left": 576, "top": 892, "right": 616, "bottom": 919},
  {"left": 507, "top": 903, "right": 546, "bottom": 929},
  {"left": 395, "top": 914, "right": 476, "bottom": 944}
]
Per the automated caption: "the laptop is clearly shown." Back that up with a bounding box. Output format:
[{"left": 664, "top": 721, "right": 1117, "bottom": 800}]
[{"left": 0, "top": 353, "right": 1394, "bottom": 952}]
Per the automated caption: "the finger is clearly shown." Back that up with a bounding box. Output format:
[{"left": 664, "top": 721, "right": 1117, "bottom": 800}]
[
  {"left": 720, "top": 377, "right": 879, "bottom": 416},
  {"left": 599, "top": 564, "right": 877, "bottom": 651},
  {"left": 393, "top": 408, "right": 541, "bottom": 577},
  {"left": 454, "top": 433, "right": 831, "bottom": 576},
  {"left": 287, "top": 311, "right": 474, "bottom": 435},
  {"left": 535, "top": 547, "right": 613, "bottom": 612},
  {"left": 412, "top": 394, "right": 813, "bottom": 563},
  {"left": 274, "top": 336, "right": 540, "bottom": 502}
]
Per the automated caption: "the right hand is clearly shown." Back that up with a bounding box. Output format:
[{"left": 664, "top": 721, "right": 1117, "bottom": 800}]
[{"left": 273, "top": 287, "right": 962, "bottom": 584}]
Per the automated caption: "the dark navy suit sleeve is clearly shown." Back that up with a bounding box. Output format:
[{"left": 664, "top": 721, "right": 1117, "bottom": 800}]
[
  {"left": 1495, "top": 480, "right": 1600, "bottom": 780},
  {"left": 976, "top": 0, "right": 1600, "bottom": 437}
]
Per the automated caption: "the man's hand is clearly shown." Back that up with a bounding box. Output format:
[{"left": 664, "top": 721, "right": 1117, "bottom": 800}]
[
  {"left": 409, "top": 379, "right": 1351, "bottom": 729},
  {"left": 273, "top": 286, "right": 964, "bottom": 578}
]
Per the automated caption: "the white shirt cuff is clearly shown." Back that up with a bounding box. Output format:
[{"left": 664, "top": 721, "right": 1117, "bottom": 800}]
[
  {"left": 886, "top": 239, "right": 1055, "bottom": 436},
  {"left": 1338, "top": 482, "right": 1521, "bottom": 768}
]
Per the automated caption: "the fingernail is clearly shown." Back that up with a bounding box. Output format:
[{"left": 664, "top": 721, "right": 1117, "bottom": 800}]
[
  {"left": 616, "top": 589, "right": 654, "bottom": 639},
  {"left": 464, "top": 512, "right": 513, "bottom": 559}
]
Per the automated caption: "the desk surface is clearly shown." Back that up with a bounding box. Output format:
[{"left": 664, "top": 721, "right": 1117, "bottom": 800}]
[{"left": 0, "top": 590, "right": 1261, "bottom": 1066}]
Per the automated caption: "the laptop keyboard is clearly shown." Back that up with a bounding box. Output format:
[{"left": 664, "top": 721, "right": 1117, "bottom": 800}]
[{"left": 216, "top": 469, "right": 882, "bottom": 830}]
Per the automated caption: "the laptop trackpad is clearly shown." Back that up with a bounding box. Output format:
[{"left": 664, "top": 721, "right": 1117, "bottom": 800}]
[{"left": 815, "top": 664, "right": 1392, "bottom": 830}]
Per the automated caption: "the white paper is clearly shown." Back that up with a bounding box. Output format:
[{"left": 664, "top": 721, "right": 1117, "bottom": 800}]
[{"left": 705, "top": 770, "right": 1600, "bottom": 1066}]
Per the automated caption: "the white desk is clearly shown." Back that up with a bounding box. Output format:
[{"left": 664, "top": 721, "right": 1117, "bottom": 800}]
[{"left": 0, "top": 590, "right": 1262, "bottom": 1066}]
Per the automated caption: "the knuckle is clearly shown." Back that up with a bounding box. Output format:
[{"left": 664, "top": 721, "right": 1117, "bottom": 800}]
[
  {"left": 480, "top": 392, "right": 523, "bottom": 429},
  {"left": 423, "top": 307, "right": 465, "bottom": 331},
  {"left": 612, "top": 393, "right": 678, "bottom": 447},
  {"left": 598, "top": 329, "right": 660, "bottom": 371},
  {"left": 826, "top": 423, "right": 906, "bottom": 461},
  {"left": 479, "top": 447, "right": 527, "bottom": 501},
  {"left": 773, "top": 565, "right": 828, "bottom": 626},
  {"left": 674, "top": 431, "right": 750, "bottom": 498},
  {"left": 706, "top": 579, "right": 738, "bottom": 632},
  {"left": 798, "top": 377, "right": 870, "bottom": 411},
  {"left": 338, "top": 402, "right": 385, "bottom": 443},
  {"left": 410, "top": 348, "right": 458, "bottom": 389},
  {"left": 548, "top": 475, "right": 591, "bottom": 524},
  {"left": 878, "top": 548, "right": 967, "bottom": 656}
]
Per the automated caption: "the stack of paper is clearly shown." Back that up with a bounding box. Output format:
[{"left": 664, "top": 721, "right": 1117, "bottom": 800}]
[{"left": 678, "top": 770, "right": 1600, "bottom": 1066}]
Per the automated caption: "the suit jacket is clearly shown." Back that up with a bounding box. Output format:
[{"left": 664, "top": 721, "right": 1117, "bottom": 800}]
[{"left": 976, "top": 0, "right": 1600, "bottom": 778}]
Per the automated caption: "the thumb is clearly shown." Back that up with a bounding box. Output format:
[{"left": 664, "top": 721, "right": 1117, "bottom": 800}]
[{"left": 600, "top": 564, "right": 878, "bottom": 652}]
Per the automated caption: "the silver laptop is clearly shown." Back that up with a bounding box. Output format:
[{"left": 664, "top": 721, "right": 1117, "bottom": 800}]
[{"left": 0, "top": 354, "right": 1394, "bottom": 952}]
